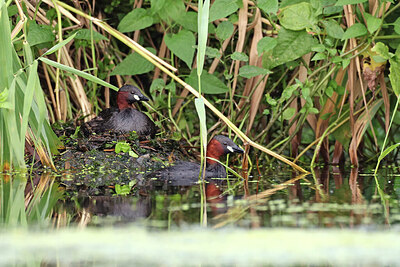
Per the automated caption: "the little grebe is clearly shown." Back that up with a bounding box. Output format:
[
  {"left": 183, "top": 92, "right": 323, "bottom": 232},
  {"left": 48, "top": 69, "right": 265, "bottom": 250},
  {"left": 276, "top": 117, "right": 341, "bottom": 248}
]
[
  {"left": 83, "top": 85, "right": 157, "bottom": 137},
  {"left": 149, "top": 135, "right": 244, "bottom": 186}
]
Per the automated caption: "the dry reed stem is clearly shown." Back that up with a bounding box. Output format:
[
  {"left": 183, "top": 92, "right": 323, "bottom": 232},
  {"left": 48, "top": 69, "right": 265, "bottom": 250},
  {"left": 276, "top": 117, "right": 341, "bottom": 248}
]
[{"left": 245, "top": 9, "right": 268, "bottom": 134}]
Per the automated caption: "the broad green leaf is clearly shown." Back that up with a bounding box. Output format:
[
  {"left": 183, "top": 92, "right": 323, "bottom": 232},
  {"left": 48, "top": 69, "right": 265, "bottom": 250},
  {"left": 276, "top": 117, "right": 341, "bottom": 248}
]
[
  {"left": 378, "top": 143, "right": 400, "bottom": 161},
  {"left": 158, "top": 0, "right": 186, "bottom": 24},
  {"left": 283, "top": 107, "right": 296, "bottom": 120},
  {"left": 27, "top": 22, "right": 55, "bottom": 46},
  {"left": 73, "top": 29, "right": 108, "bottom": 41},
  {"left": 371, "top": 42, "right": 391, "bottom": 63},
  {"left": 165, "top": 30, "right": 195, "bottom": 69},
  {"left": 42, "top": 33, "right": 77, "bottom": 56},
  {"left": 216, "top": 21, "right": 234, "bottom": 40},
  {"left": 150, "top": 0, "right": 165, "bottom": 14},
  {"left": 209, "top": 0, "right": 239, "bottom": 22},
  {"left": 341, "top": 23, "right": 367, "bottom": 40},
  {"left": 231, "top": 52, "right": 249, "bottom": 61},
  {"left": 335, "top": 0, "right": 367, "bottom": 5},
  {"left": 311, "top": 44, "right": 325, "bottom": 53},
  {"left": 323, "top": 0, "right": 343, "bottom": 15},
  {"left": 186, "top": 69, "right": 229, "bottom": 94},
  {"left": 364, "top": 13, "right": 381, "bottom": 34},
  {"left": 389, "top": 57, "right": 400, "bottom": 96},
  {"left": 239, "top": 65, "right": 271, "bottom": 78},
  {"left": 111, "top": 48, "right": 156, "bottom": 77},
  {"left": 311, "top": 52, "right": 326, "bottom": 61},
  {"left": 257, "top": 37, "right": 277, "bottom": 55},
  {"left": 206, "top": 47, "right": 221, "bottom": 58},
  {"left": 118, "top": 8, "right": 153, "bottom": 33},
  {"left": 257, "top": 0, "right": 278, "bottom": 14},
  {"left": 279, "top": 2, "right": 318, "bottom": 31},
  {"left": 176, "top": 11, "right": 198, "bottom": 32},
  {"left": 394, "top": 17, "right": 400, "bottom": 35},
  {"left": 40, "top": 57, "right": 118, "bottom": 91},
  {"left": 262, "top": 28, "right": 317, "bottom": 69},
  {"left": 322, "top": 20, "right": 344, "bottom": 39}
]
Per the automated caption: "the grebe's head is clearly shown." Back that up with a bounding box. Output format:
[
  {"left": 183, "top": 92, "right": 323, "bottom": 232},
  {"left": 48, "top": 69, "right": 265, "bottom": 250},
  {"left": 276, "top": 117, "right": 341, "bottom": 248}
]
[
  {"left": 117, "top": 85, "right": 149, "bottom": 109},
  {"left": 206, "top": 135, "right": 244, "bottom": 164}
]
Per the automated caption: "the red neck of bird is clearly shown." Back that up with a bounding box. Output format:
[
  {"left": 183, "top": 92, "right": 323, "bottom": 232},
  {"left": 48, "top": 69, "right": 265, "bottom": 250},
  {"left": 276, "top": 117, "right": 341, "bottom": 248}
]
[
  {"left": 206, "top": 139, "right": 224, "bottom": 165},
  {"left": 117, "top": 92, "right": 132, "bottom": 110}
]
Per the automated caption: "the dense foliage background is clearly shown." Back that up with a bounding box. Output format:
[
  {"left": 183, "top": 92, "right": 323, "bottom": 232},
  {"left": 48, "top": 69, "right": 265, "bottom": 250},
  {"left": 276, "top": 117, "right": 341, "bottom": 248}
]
[{"left": 2, "top": 0, "right": 400, "bottom": 170}]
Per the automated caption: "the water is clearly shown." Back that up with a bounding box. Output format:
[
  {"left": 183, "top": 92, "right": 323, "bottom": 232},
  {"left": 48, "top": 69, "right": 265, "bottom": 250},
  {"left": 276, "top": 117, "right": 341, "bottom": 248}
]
[{"left": 1, "top": 163, "right": 399, "bottom": 265}]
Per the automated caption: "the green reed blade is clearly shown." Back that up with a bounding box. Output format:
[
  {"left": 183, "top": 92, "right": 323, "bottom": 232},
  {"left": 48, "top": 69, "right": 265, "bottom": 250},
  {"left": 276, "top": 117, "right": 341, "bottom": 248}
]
[
  {"left": 39, "top": 57, "right": 119, "bottom": 91},
  {"left": 197, "top": 0, "right": 210, "bottom": 78},
  {"left": 42, "top": 32, "right": 77, "bottom": 57}
]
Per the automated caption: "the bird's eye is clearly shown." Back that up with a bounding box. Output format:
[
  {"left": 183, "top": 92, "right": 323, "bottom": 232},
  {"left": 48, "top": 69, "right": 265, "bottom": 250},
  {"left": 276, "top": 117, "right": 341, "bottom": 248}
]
[
  {"left": 224, "top": 142, "right": 227, "bottom": 145},
  {"left": 131, "top": 91, "right": 134, "bottom": 94}
]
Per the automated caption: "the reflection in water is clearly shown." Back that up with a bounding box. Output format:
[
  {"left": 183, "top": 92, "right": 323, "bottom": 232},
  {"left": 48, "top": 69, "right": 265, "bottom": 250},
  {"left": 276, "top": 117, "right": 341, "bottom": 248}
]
[{"left": 1, "top": 165, "right": 396, "bottom": 229}]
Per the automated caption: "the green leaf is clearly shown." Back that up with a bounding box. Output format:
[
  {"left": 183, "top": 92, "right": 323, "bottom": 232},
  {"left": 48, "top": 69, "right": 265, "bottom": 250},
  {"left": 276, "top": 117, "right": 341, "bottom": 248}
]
[
  {"left": 282, "top": 107, "right": 295, "bottom": 120},
  {"left": 150, "top": 0, "right": 165, "bottom": 14},
  {"left": 159, "top": 0, "right": 186, "bottom": 24},
  {"left": 378, "top": 143, "right": 400, "bottom": 161},
  {"left": 129, "top": 151, "right": 139, "bottom": 158},
  {"left": 186, "top": 69, "right": 230, "bottom": 94},
  {"left": 231, "top": 52, "right": 249, "bottom": 61},
  {"left": 209, "top": 0, "right": 239, "bottom": 22},
  {"left": 257, "top": 37, "right": 277, "bottom": 55},
  {"left": 265, "top": 93, "right": 277, "bottom": 106},
  {"left": 118, "top": 8, "right": 153, "bottom": 33},
  {"left": 279, "top": 2, "right": 318, "bottom": 31},
  {"left": 257, "top": 0, "right": 279, "bottom": 14},
  {"left": 150, "top": 79, "right": 165, "bottom": 94},
  {"left": 73, "top": 29, "right": 108, "bottom": 41},
  {"left": 216, "top": 21, "right": 234, "bottom": 40},
  {"left": 335, "top": 0, "right": 367, "bottom": 5},
  {"left": 115, "top": 142, "right": 131, "bottom": 153},
  {"left": 309, "top": 107, "right": 319, "bottom": 114},
  {"left": 27, "top": 22, "right": 55, "bottom": 46},
  {"left": 111, "top": 48, "right": 156, "bottom": 76},
  {"left": 40, "top": 57, "right": 119, "bottom": 91},
  {"left": 394, "top": 17, "right": 400, "bottom": 35},
  {"left": 364, "top": 13, "right": 381, "bottom": 34},
  {"left": 389, "top": 57, "right": 400, "bottom": 96},
  {"left": 341, "top": 23, "right": 368, "bottom": 40},
  {"left": 239, "top": 65, "right": 272, "bottom": 78},
  {"left": 311, "top": 52, "right": 326, "bottom": 61},
  {"left": 262, "top": 28, "right": 317, "bottom": 69},
  {"left": 176, "top": 11, "right": 198, "bottom": 32},
  {"left": 165, "top": 30, "right": 195, "bottom": 69},
  {"left": 42, "top": 33, "right": 77, "bottom": 56},
  {"left": 323, "top": 0, "right": 343, "bottom": 15},
  {"left": 206, "top": 47, "right": 221, "bottom": 58},
  {"left": 371, "top": 42, "right": 391, "bottom": 62},
  {"left": 322, "top": 20, "right": 344, "bottom": 39}
]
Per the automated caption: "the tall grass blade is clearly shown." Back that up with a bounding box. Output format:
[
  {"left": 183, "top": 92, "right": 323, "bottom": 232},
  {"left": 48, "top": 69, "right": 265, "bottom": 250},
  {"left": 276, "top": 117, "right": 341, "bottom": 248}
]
[{"left": 39, "top": 57, "right": 119, "bottom": 91}]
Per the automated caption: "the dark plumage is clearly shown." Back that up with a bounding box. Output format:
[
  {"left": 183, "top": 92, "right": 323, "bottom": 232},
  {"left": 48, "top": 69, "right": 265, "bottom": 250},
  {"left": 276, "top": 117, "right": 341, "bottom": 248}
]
[
  {"left": 82, "top": 85, "right": 157, "bottom": 137},
  {"left": 148, "top": 135, "right": 244, "bottom": 186}
]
